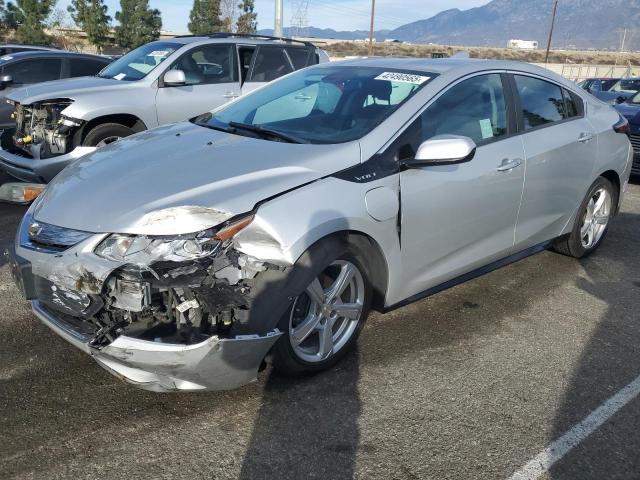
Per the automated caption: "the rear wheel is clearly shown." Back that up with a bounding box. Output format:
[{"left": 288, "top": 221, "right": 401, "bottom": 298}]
[
  {"left": 272, "top": 248, "right": 371, "bottom": 375},
  {"left": 82, "top": 123, "right": 135, "bottom": 148},
  {"left": 553, "top": 177, "right": 617, "bottom": 258}
]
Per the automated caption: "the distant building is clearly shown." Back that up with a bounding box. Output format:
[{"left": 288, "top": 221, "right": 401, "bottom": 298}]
[{"left": 508, "top": 39, "right": 539, "bottom": 50}]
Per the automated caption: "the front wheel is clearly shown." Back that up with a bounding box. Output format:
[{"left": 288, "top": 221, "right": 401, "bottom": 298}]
[
  {"left": 553, "top": 176, "right": 617, "bottom": 258},
  {"left": 82, "top": 123, "right": 135, "bottom": 148},
  {"left": 272, "top": 248, "right": 372, "bottom": 375}
]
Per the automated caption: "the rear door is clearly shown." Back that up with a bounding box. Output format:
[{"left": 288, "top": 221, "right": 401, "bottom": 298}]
[
  {"left": 399, "top": 73, "right": 526, "bottom": 298},
  {"left": 155, "top": 43, "right": 241, "bottom": 125},
  {"left": 511, "top": 73, "right": 597, "bottom": 249}
]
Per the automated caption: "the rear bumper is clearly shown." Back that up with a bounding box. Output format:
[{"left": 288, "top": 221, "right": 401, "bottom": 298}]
[
  {"left": 31, "top": 300, "right": 282, "bottom": 392},
  {"left": 0, "top": 128, "right": 95, "bottom": 182}
]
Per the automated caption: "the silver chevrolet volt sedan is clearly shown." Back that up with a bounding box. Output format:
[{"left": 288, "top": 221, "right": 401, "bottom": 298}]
[{"left": 8, "top": 58, "right": 632, "bottom": 392}]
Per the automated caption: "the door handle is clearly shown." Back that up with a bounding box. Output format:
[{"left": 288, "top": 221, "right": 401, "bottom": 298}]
[
  {"left": 224, "top": 92, "right": 240, "bottom": 99},
  {"left": 497, "top": 158, "right": 523, "bottom": 172},
  {"left": 578, "top": 133, "right": 594, "bottom": 143},
  {"left": 294, "top": 94, "right": 313, "bottom": 101}
]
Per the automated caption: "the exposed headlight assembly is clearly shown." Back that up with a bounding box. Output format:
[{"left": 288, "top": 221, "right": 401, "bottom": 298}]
[{"left": 94, "top": 215, "right": 254, "bottom": 264}]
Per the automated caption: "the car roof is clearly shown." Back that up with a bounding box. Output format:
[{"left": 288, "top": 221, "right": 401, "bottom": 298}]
[
  {"left": 153, "top": 36, "right": 314, "bottom": 49},
  {"left": 0, "top": 50, "right": 110, "bottom": 61},
  {"left": 0, "top": 43, "right": 59, "bottom": 50},
  {"left": 326, "top": 57, "right": 544, "bottom": 75}
]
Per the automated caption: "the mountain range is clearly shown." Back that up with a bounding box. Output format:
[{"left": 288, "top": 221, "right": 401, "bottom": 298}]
[{"left": 260, "top": 0, "right": 640, "bottom": 51}]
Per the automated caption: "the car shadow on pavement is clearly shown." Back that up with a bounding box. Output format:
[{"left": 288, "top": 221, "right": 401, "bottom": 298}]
[{"left": 549, "top": 211, "right": 640, "bottom": 479}]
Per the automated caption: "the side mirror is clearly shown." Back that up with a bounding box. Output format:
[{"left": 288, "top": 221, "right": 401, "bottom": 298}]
[
  {"left": 0, "top": 75, "right": 13, "bottom": 90},
  {"left": 402, "top": 135, "right": 477, "bottom": 168},
  {"left": 615, "top": 95, "right": 627, "bottom": 104},
  {"left": 163, "top": 69, "right": 186, "bottom": 86}
]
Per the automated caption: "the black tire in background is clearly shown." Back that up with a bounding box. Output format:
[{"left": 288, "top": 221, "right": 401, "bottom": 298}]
[
  {"left": 553, "top": 176, "right": 618, "bottom": 259},
  {"left": 82, "top": 123, "right": 135, "bottom": 147}
]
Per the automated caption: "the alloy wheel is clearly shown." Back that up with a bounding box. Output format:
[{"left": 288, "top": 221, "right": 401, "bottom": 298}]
[
  {"left": 580, "top": 187, "right": 612, "bottom": 249},
  {"left": 289, "top": 260, "right": 365, "bottom": 363}
]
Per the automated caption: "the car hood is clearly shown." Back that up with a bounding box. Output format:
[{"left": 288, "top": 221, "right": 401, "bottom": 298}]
[
  {"left": 615, "top": 102, "right": 640, "bottom": 123},
  {"left": 7, "top": 76, "right": 126, "bottom": 105},
  {"left": 33, "top": 122, "right": 361, "bottom": 235}
]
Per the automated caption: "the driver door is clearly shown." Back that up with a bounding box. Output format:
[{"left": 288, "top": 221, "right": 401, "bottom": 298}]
[
  {"left": 155, "top": 44, "right": 241, "bottom": 125},
  {"left": 398, "top": 73, "right": 526, "bottom": 299}
]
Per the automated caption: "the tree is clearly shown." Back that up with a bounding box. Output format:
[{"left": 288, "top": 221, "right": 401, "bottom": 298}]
[
  {"left": 10, "top": 0, "right": 56, "bottom": 45},
  {"left": 236, "top": 0, "right": 256, "bottom": 34},
  {"left": 188, "top": 0, "right": 223, "bottom": 35},
  {"left": 115, "top": 0, "right": 161, "bottom": 49},
  {"left": 68, "top": 0, "right": 111, "bottom": 52},
  {"left": 219, "top": 0, "right": 236, "bottom": 32}
]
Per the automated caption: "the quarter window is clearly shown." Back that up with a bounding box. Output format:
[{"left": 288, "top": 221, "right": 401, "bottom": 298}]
[
  {"left": 285, "top": 47, "right": 311, "bottom": 70},
  {"left": 562, "top": 88, "right": 581, "bottom": 118},
  {"left": 420, "top": 73, "right": 508, "bottom": 144},
  {"left": 514, "top": 75, "right": 569, "bottom": 129}
]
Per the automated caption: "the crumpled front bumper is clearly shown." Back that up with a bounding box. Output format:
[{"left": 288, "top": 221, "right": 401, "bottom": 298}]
[
  {"left": 0, "top": 128, "right": 95, "bottom": 183},
  {"left": 32, "top": 299, "right": 282, "bottom": 392}
]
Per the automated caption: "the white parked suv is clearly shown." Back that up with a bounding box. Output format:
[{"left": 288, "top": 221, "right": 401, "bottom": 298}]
[{"left": 0, "top": 33, "right": 329, "bottom": 182}]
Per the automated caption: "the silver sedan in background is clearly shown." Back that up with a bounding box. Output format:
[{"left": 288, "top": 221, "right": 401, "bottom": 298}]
[{"left": 7, "top": 58, "right": 632, "bottom": 391}]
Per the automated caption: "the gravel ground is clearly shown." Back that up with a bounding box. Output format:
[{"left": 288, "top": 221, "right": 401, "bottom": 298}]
[{"left": 1, "top": 175, "right": 639, "bottom": 480}]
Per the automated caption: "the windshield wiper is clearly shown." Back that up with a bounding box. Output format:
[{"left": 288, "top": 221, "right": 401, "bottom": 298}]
[
  {"left": 194, "top": 122, "right": 235, "bottom": 134},
  {"left": 228, "top": 121, "right": 309, "bottom": 144}
]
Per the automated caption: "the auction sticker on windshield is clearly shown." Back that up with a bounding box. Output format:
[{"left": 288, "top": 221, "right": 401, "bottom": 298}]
[
  {"left": 374, "top": 72, "right": 431, "bottom": 85},
  {"left": 148, "top": 51, "right": 170, "bottom": 58}
]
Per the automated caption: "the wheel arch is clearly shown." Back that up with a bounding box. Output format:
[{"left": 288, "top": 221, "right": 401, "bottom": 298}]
[
  {"left": 292, "top": 230, "right": 390, "bottom": 313},
  {"left": 599, "top": 169, "right": 621, "bottom": 212},
  {"left": 78, "top": 114, "right": 147, "bottom": 144}
]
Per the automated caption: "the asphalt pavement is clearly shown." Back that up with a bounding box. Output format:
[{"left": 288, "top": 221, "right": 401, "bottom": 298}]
[{"left": 1, "top": 173, "right": 640, "bottom": 480}]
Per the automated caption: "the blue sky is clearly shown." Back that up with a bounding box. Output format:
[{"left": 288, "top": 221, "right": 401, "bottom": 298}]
[{"left": 57, "top": 0, "right": 488, "bottom": 33}]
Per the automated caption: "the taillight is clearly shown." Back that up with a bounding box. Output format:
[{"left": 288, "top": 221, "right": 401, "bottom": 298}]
[{"left": 613, "top": 115, "right": 630, "bottom": 135}]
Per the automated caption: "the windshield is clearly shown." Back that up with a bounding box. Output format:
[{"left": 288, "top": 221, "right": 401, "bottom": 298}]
[
  {"left": 98, "top": 42, "right": 182, "bottom": 81},
  {"left": 200, "top": 66, "right": 436, "bottom": 144},
  {"left": 630, "top": 92, "right": 640, "bottom": 104}
]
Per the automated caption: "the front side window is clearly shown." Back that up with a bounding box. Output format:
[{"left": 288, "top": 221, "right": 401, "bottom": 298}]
[
  {"left": 420, "top": 73, "right": 508, "bottom": 144},
  {"left": 169, "top": 44, "right": 236, "bottom": 85},
  {"left": 515, "top": 75, "right": 568, "bottom": 129},
  {"left": 202, "top": 66, "right": 435, "bottom": 144},
  {"left": 249, "top": 47, "right": 293, "bottom": 82},
  {"left": 3, "top": 58, "right": 62, "bottom": 84},
  {"left": 98, "top": 41, "right": 182, "bottom": 81},
  {"left": 612, "top": 79, "right": 640, "bottom": 93}
]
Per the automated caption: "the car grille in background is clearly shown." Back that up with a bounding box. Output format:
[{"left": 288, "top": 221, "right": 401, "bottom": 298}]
[{"left": 630, "top": 134, "right": 640, "bottom": 154}]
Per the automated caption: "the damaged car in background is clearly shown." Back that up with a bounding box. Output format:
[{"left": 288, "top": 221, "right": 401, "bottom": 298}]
[
  {"left": 7, "top": 58, "right": 632, "bottom": 391},
  {"left": 0, "top": 33, "right": 328, "bottom": 184}
]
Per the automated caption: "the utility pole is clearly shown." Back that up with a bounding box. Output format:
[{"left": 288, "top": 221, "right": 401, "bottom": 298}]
[
  {"left": 544, "top": 0, "right": 558, "bottom": 64},
  {"left": 368, "top": 0, "right": 376, "bottom": 56},
  {"left": 274, "top": 0, "right": 284, "bottom": 38}
]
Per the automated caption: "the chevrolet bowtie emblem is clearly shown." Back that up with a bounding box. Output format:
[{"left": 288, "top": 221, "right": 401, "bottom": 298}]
[{"left": 27, "top": 222, "right": 42, "bottom": 238}]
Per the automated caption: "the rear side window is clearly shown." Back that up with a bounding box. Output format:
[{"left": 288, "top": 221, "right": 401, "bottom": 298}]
[
  {"left": 514, "top": 75, "right": 568, "bottom": 129},
  {"left": 420, "top": 73, "right": 508, "bottom": 144},
  {"left": 70, "top": 58, "right": 108, "bottom": 77},
  {"left": 250, "top": 47, "right": 293, "bottom": 82},
  {"left": 285, "top": 47, "right": 311, "bottom": 70},
  {"left": 2, "top": 58, "right": 62, "bottom": 84}
]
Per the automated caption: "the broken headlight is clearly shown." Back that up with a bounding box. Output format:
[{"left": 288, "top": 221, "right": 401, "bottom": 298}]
[
  {"left": 94, "top": 215, "right": 254, "bottom": 264},
  {"left": 94, "top": 232, "right": 221, "bottom": 263}
]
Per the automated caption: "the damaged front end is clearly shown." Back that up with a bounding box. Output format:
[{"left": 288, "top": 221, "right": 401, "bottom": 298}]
[
  {"left": 13, "top": 211, "right": 290, "bottom": 392},
  {"left": 12, "top": 99, "right": 81, "bottom": 159}
]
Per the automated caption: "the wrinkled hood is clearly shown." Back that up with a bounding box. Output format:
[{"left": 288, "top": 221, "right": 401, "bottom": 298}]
[
  {"left": 7, "top": 76, "right": 128, "bottom": 105},
  {"left": 33, "top": 122, "right": 361, "bottom": 235},
  {"left": 615, "top": 102, "right": 640, "bottom": 124}
]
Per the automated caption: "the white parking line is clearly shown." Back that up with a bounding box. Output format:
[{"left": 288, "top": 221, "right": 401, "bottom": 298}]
[{"left": 509, "top": 374, "right": 640, "bottom": 480}]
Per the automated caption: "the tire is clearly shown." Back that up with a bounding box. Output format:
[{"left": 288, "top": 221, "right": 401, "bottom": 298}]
[
  {"left": 553, "top": 176, "right": 617, "bottom": 258},
  {"left": 271, "top": 243, "right": 372, "bottom": 375},
  {"left": 82, "top": 123, "right": 135, "bottom": 148}
]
